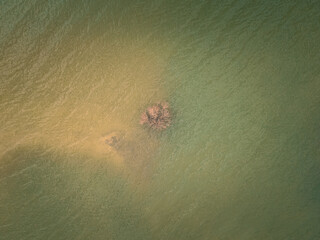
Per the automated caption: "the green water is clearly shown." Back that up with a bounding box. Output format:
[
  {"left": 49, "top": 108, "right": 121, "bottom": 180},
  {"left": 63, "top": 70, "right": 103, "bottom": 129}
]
[{"left": 1, "top": 1, "right": 320, "bottom": 239}]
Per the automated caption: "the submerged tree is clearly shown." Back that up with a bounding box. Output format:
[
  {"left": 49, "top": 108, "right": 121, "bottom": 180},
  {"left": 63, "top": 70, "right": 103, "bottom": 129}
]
[{"left": 140, "top": 102, "right": 171, "bottom": 130}]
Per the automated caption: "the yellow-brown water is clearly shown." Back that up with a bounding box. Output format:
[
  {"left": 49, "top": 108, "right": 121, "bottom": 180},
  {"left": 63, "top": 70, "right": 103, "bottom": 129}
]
[{"left": 1, "top": 1, "right": 320, "bottom": 239}]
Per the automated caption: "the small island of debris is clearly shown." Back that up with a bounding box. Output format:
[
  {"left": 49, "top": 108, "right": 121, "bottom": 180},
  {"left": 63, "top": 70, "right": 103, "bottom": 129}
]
[{"left": 140, "top": 102, "right": 171, "bottom": 130}]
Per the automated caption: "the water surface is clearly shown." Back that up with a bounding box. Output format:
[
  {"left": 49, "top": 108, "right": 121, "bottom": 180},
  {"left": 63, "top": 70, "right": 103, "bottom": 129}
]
[{"left": 1, "top": 1, "right": 320, "bottom": 239}]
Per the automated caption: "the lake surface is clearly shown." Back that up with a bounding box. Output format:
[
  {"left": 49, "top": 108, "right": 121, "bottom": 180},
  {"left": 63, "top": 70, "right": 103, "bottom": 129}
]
[{"left": 1, "top": 1, "right": 320, "bottom": 239}]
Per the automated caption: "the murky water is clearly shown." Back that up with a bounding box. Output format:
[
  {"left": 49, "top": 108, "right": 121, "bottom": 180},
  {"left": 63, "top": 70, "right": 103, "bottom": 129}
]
[{"left": 1, "top": 1, "right": 320, "bottom": 239}]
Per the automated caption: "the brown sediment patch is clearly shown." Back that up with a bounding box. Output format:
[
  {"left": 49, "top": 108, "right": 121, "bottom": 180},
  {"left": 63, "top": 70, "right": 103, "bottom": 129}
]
[
  {"left": 0, "top": 37, "right": 172, "bottom": 190},
  {"left": 102, "top": 131, "right": 125, "bottom": 147},
  {"left": 98, "top": 129, "right": 159, "bottom": 184}
]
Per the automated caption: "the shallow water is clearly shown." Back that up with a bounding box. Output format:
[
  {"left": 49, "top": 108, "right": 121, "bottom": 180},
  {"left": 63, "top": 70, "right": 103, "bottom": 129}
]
[{"left": 1, "top": 1, "right": 320, "bottom": 239}]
